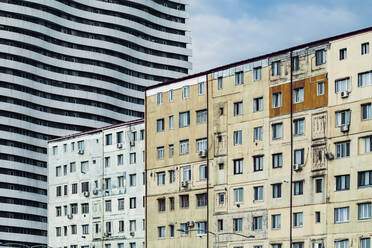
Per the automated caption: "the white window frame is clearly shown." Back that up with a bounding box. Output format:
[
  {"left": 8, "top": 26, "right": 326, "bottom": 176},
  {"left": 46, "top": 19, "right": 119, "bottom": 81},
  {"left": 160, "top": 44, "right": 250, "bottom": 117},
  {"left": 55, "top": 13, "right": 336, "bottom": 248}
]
[
  {"left": 198, "top": 81, "right": 205, "bottom": 95},
  {"left": 196, "top": 138, "right": 207, "bottom": 153},
  {"left": 196, "top": 109, "right": 208, "bottom": 123},
  {"left": 156, "top": 92, "right": 163, "bottom": 105},
  {"left": 233, "top": 130, "right": 242, "bottom": 145},
  {"left": 179, "top": 111, "right": 190, "bottom": 128},
  {"left": 335, "top": 141, "right": 350, "bottom": 158},
  {"left": 294, "top": 118, "right": 305, "bottom": 135},
  {"left": 234, "top": 188, "right": 243, "bottom": 203},
  {"left": 169, "top": 89, "right": 174, "bottom": 102},
  {"left": 253, "top": 67, "right": 262, "bottom": 81},
  {"left": 218, "top": 77, "right": 223, "bottom": 90},
  {"left": 168, "top": 115, "right": 174, "bottom": 130},
  {"left": 180, "top": 140, "right": 189, "bottom": 155},
  {"left": 336, "top": 110, "right": 351, "bottom": 126},
  {"left": 294, "top": 87, "right": 304, "bottom": 103},
  {"left": 317, "top": 82, "right": 325, "bottom": 96},
  {"left": 233, "top": 159, "right": 243, "bottom": 174},
  {"left": 272, "top": 61, "right": 281, "bottom": 76},
  {"left": 361, "top": 42, "right": 370, "bottom": 55},
  {"left": 253, "top": 97, "right": 263, "bottom": 112},
  {"left": 315, "top": 49, "right": 326, "bottom": 66},
  {"left": 182, "top": 86, "right": 190, "bottom": 99},
  {"left": 235, "top": 71, "right": 244, "bottom": 85},
  {"left": 272, "top": 92, "right": 282, "bottom": 108},
  {"left": 272, "top": 214, "right": 281, "bottom": 229},
  {"left": 157, "top": 147, "right": 164, "bottom": 160},
  {"left": 334, "top": 207, "right": 349, "bottom": 223},
  {"left": 362, "top": 103, "right": 371, "bottom": 120},
  {"left": 272, "top": 123, "right": 283, "bottom": 139},
  {"left": 254, "top": 126, "right": 263, "bottom": 141},
  {"left": 335, "top": 78, "right": 351, "bottom": 93},
  {"left": 234, "top": 101, "right": 243, "bottom": 116},
  {"left": 293, "top": 212, "right": 303, "bottom": 227},
  {"left": 358, "top": 202, "right": 371, "bottom": 220}
]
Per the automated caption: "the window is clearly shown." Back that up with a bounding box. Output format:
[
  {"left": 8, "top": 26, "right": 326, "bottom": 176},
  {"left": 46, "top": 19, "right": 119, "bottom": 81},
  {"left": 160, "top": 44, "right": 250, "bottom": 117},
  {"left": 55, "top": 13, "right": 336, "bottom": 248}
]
[
  {"left": 272, "top": 123, "right": 283, "bottom": 139},
  {"left": 317, "top": 82, "right": 325, "bottom": 95},
  {"left": 197, "top": 138, "right": 207, "bottom": 153},
  {"left": 233, "top": 218, "right": 242, "bottom": 232},
  {"left": 315, "top": 178, "right": 323, "bottom": 193},
  {"left": 272, "top": 214, "right": 281, "bottom": 229},
  {"left": 183, "top": 166, "right": 191, "bottom": 182},
  {"left": 157, "top": 226, "right": 165, "bottom": 238},
  {"left": 180, "top": 140, "right": 189, "bottom": 155},
  {"left": 218, "top": 77, "right": 223, "bottom": 89},
  {"left": 315, "top": 211, "right": 321, "bottom": 223},
  {"left": 196, "top": 109, "right": 207, "bottom": 123},
  {"left": 253, "top": 97, "right": 263, "bottom": 112},
  {"left": 361, "top": 238, "right": 371, "bottom": 248},
  {"left": 105, "top": 134, "right": 112, "bottom": 146},
  {"left": 336, "top": 110, "right": 351, "bottom": 126},
  {"left": 182, "top": 86, "right": 190, "bottom": 99},
  {"left": 119, "top": 221, "right": 124, "bottom": 232},
  {"left": 233, "top": 130, "right": 242, "bottom": 145},
  {"left": 218, "top": 193, "right": 225, "bottom": 205},
  {"left": 335, "top": 240, "right": 348, "bottom": 248},
  {"left": 70, "top": 162, "right": 76, "bottom": 173},
  {"left": 117, "top": 176, "right": 124, "bottom": 188},
  {"left": 293, "top": 212, "right": 303, "bottom": 227},
  {"left": 272, "top": 183, "right": 282, "bottom": 198},
  {"left": 56, "top": 227, "right": 61, "bottom": 237},
  {"left": 156, "top": 119, "right": 164, "bottom": 132},
  {"left": 180, "top": 195, "right": 189, "bottom": 208},
  {"left": 52, "top": 146, "right": 58, "bottom": 155},
  {"left": 292, "top": 56, "right": 299, "bottom": 71},
  {"left": 129, "top": 153, "right": 136, "bottom": 164},
  {"left": 77, "top": 140, "right": 84, "bottom": 150},
  {"left": 179, "top": 111, "right": 190, "bottom": 128},
  {"left": 294, "top": 118, "right": 304, "bottom": 135},
  {"left": 254, "top": 186, "right": 263, "bottom": 201},
  {"left": 335, "top": 207, "right": 349, "bottom": 223},
  {"left": 117, "top": 131, "right": 123, "bottom": 143},
  {"left": 104, "top": 157, "right": 110, "bottom": 168},
  {"left": 198, "top": 81, "right": 205, "bottom": 95},
  {"left": 363, "top": 136, "right": 372, "bottom": 153},
  {"left": 156, "top": 92, "right": 163, "bottom": 105},
  {"left": 129, "top": 220, "right": 136, "bottom": 232},
  {"left": 56, "top": 186, "right": 62, "bottom": 197},
  {"left": 118, "top": 198, "right": 124, "bottom": 211},
  {"left": 254, "top": 127, "right": 263, "bottom": 141},
  {"left": 293, "top": 243, "right": 304, "bottom": 248},
  {"left": 294, "top": 149, "right": 304, "bottom": 165},
  {"left": 180, "top": 223, "right": 189, "bottom": 235},
  {"left": 81, "top": 203, "right": 89, "bottom": 214},
  {"left": 169, "top": 144, "right": 174, "bottom": 158},
  {"left": 56, "top": 206, "right": 62, "bottom": 217},
  {"left": 253, "top": 67, "right": 262, "bottom": 81},
  {"left": 272, "top": 244, "right": 282, "bottom": 248},
  {"left": 336, "top": 141, "right": 350, "bottom": 158},
  {"left": 140, "top": 129, "right": 145, "bottom": 140},
  {"left": 335, "top": 175, "right": 350, "bottom": 191},
  {"left": 294, "top": 181, "right": 303, "bottom": 195},
  {"left": 358, "top": 202, "right": 371, "bottom": 219},
  {"left": 315, "top": 49, "right": 326, "bottom": 65},
  {"left": 129, "top": 174, "right": 136, "bottom": 187},
  {"left": 63, "top": 164, "right": 67, "bottom": 176},
  {"left": 168, "top": 115, "right": 174, "bottom": 130},
  {"left": 82, "top": 224, "right": 89, "bottom": 234},
  {"left": 358, "top": 170, "right": 372, "bottom": 187},
  {"left": 157, "top": 172, "right": 165, "bottom": 185},
  {"left": 253, "top": 156, "right": 263, "bottom": 172},
  {"left": 168, "top": 224, "right": 174, "bottom": 238},
  {"left": 169, "top": 170, "right": 175, "bottom": 183},
  {"left": 339, "top": 48, "right": 347, "bottom": 60},
  {"left": 362, "top": 103, "right": 371, "bottom": 120},
  {"left": 233, "top": 159, "right": 243, "bottom": 174},
  {"left": 157, "top": 147, "right": 164, "bottom": 160},
  {"left": 196, "top": 193, "right": 207, "bottom": 207},
  {"left": 235, "top": 71, "right": 244, "bottom": 85},
  {"left": 81, "top": 182, "right": 89, "bottom": 193},
  {"left": 117, "top": 154, "right": 124, "bottom": 166},
  {"left": 272, "top": 61, "right": 281, "bottom": 76},
  {"left": 272, "top": 153, "right": 283, "bottom": 168},
  {"left": 199, "top": 165, "right": 207, "bottom": 180},
  {"left": 362, "top": 42, "right": 370, "bottom": 55},
  {"left": 335, "top": 78, "right": 350, "bottom": 93},
  {"left": 72, "top": 183, "right": 77, "bottom": 194},
  {"left": 129, "top": 197, "right": 136, "bottom": 209},
  {"left": 169, "top": 197, "right": 175, "bottom": 211},
  {"left": 359, "top": 71, "right": 372, "bottom": 88},
  {"left": 272, "top": 92, "right": 282, "bottom": 108},
  {"left": 234, "top": 101, "right": 243, "bottom": 116},
  {"left": 217, "top": 219, "right": 223, "bottom": 231},
  {"left": 253, "top": 216, "right": 263, "bottom": 230},
  {"left": 234, "top": 188, "right": 243, "bottom": 203},
  {"left": 158, "top": 198, "right": 165, "bottom": 212},
  {"left": 169, "top": 89, "right": 174, "bottom": 102},
  {"left": 105, "top": 200, "right": 112, "bottom": 212},
  {"left": 293, "top": 87, "right": 304, "bottom": 103},
  {"left": 71, "top": 225, "right": 77, "bottom": 235},
  {"left": 56, "top": 166, "right": 61, "bottom": 177}
]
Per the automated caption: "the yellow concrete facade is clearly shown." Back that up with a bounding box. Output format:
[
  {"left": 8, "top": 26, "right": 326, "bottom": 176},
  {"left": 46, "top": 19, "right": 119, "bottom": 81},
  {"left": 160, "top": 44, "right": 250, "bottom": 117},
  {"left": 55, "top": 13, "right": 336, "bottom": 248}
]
[{"left": 145, "top": 28, "right": 372, "bottom": 248}]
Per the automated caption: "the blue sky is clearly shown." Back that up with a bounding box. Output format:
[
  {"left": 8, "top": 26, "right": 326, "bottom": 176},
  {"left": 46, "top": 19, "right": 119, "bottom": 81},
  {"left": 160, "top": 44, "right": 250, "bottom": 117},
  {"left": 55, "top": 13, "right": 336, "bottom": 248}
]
[{"left": 189, "top": 0, "right": 372, "bottom": 72}]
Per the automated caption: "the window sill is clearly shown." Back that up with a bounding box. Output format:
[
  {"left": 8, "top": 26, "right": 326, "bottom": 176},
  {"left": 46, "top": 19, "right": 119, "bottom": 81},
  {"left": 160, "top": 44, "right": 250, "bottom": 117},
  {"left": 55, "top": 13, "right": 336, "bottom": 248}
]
[{"left": 334, "top": 221, "right": 349, "bottom": 224}]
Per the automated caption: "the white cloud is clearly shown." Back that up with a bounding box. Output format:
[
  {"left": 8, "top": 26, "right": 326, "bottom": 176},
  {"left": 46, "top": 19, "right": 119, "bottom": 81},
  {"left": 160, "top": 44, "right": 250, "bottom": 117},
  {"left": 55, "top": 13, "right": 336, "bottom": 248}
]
[{"left": 189, "top": 3, "right": 361, "bottom": 73}]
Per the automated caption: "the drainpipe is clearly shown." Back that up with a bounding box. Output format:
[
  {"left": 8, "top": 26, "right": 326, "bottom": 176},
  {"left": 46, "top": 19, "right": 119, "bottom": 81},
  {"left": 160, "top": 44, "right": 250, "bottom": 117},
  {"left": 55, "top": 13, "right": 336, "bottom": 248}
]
[
  {"left": 206, "top": 74, "right": 210, "bottom": 248},
  {"left": 289, "top": 51, "right": 294, "bottom": 248},
  {"left": 145, "top": 94, "right": 148, "bottom": 248}
]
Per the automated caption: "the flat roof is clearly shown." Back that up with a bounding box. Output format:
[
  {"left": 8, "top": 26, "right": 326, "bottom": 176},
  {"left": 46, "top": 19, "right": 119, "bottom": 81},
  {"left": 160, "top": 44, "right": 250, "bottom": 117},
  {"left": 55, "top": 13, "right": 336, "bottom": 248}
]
[
  {"left": 48, "top": 118, "right": 144, "bottom": 144},
  {"left": 146, "top": 26, "right": 372, "bottom": 91}
]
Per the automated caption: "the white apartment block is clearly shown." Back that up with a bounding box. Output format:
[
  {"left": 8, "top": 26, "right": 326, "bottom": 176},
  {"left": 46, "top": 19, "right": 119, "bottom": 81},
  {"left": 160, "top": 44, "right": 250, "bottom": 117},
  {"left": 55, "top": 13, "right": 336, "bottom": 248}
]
[{"left": 48, "top": 119, "right": 145, "bottom": 248}]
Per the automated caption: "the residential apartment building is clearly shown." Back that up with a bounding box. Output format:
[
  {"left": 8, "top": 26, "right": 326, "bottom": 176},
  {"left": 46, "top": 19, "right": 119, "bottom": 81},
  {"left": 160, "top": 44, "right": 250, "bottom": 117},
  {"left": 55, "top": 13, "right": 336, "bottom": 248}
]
[
  {"left": 145, "top": 27, "right": 372, "bottom": 248},
  {"left": 48, "top": 120, "right": 145, "bottom": 248},
  {"left": 0, "top": 0, "right": 190, "bottom": 245}
]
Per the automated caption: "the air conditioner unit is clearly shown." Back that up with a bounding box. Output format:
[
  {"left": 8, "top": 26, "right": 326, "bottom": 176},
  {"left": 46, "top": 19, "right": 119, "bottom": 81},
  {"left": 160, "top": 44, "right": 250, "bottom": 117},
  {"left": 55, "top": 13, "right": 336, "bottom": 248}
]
[
  {"left": 340, "top": 91, "right": 349, "bottom": 98},
  {"left": 117, "top": 143, "right": 123, "bottom": 149},
  {"left": 340, "top": 124, "right": 349, "bottom": 132},
  {"left": 130, "top": 140, "right": 135, "bottom": 146},
  {"left": 293, "top": 164, "right": 302, "bottom": 171},
  {"left": 78, "top": 150, "right": 84, "bottom": 155},
  {"left": 325, "top": 152, "right": 334, "bottom": 160},
  {"left": 199, "top": 150, "right": 207, "bottom": 158},
  {"left": 130, "top": 231, "right": 135, "bottom": 237},
  {"left": 104, "top": 232, "right": 111, "bottom": 237},
  {"left": 83, "top": 191, "right": 90, "bottom": 197},
  {"left": 67, "top": 214, "right": 73, "bottom": 219},
  {"left": 187, "top": 221, "right": 195, "bottom": 227},
  {"left": 181, "top": 181, "right": 188, "bottom": 187},
  {"left": 92, "top": 188, "right": 99, "bottom": 195}
]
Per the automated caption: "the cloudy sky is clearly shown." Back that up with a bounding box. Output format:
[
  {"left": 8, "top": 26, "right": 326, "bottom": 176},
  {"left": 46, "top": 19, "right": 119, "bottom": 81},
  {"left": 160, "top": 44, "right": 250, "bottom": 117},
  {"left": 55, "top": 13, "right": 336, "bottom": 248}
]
[{"left": 189, "top": 0, "right": 372, "bottom": 73}]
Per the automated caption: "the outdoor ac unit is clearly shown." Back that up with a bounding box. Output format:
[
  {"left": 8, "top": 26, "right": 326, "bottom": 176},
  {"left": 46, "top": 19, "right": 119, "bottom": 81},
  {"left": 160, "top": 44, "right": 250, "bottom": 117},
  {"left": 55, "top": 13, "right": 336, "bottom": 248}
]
[
  {"left": 199, "top": 150, "right": 207, "bottom": 158},
  {"left": 83, "top": 191, "right": 90, "bottom": 197},
  {"left": 117, "top": 143, "right": 123, "bottom": 149},
  {"left": 340, "top": 91, "right": 349, "bottom": 98},
  {"left": 181, "top": 181, "right": 188, "bottom": 187},
  {"left": 78, "top": 150, "right": 84, "bottom": 155},
  {"left": 340, "top": 124, "right": 349, "bottom": 132},
  {"left": 67, "top": 214, "right": 73, "bottom": 219},
  {"left": 293, "top": 164, "right": 302, "bottom": 171},
  {"left": 130, "top": 140, "right": 135, "bottom": 146},
  {"left": 130, "top": 231, "right": 135, "bottom": 237},
  {"left": 92, "top": 188, "right": 99, "bottom": 195},
  {"left": 187, "top": 221, "right": 195, "bottom": 227},
  {"left": 325, "top": 152, "right": 334, "bottom": 160}
]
